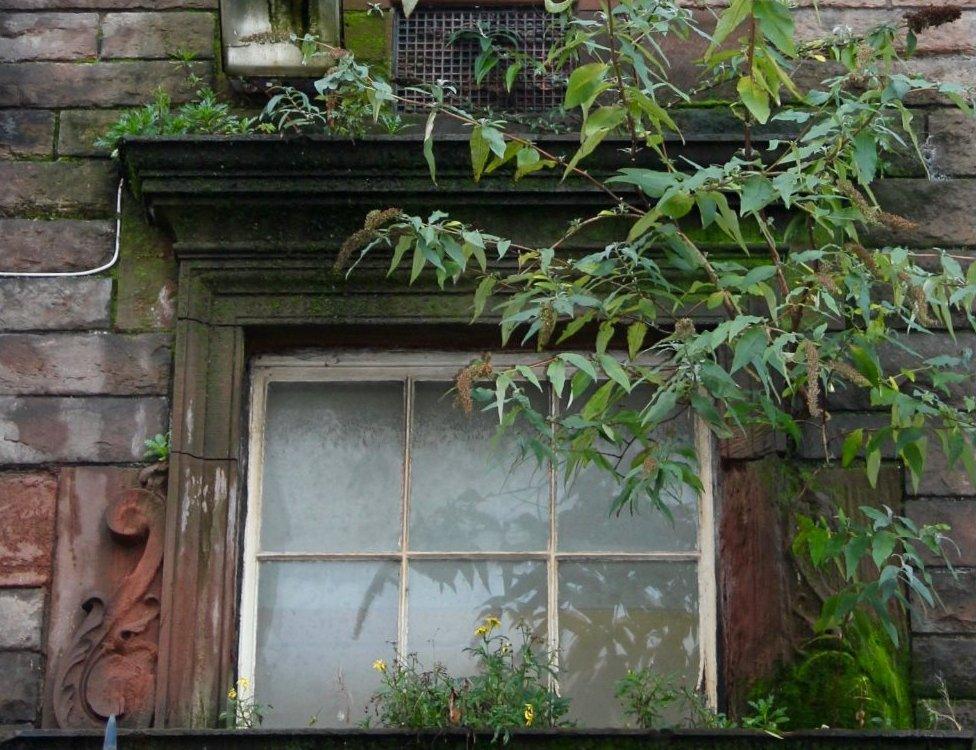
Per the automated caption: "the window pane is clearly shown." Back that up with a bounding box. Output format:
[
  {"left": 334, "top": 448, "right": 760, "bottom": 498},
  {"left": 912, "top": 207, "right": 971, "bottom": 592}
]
[
  {"left": 260, "top": 381, "right": 404, "bottom": 553},
  {"left": 407, "top": 560, "right": 547, "bottom": 673},
  {"left": 558, "top": 561, "right": 699, "bottom": 727},
  {"left": 254, "top": 560, "right": 399, "bottom": 727},
  {"left": 409, "top": 382, "right": 549, "bottom": 552},
  {"left": 557, "top": 407, "right": 698, "bottom": 552}
]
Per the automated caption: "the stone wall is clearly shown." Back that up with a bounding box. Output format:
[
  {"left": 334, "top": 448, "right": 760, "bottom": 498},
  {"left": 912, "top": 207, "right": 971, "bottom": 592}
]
[
  {"left": 0, "top": 0, "right": 212, "bottom": 729},
  {"left": 0, "top": 0, "right": 974, "bottom": 734}
]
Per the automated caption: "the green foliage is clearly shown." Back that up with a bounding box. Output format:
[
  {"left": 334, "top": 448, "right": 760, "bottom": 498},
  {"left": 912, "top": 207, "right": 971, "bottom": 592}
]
[
  {"left": 615, "top": 670, "right": 734, "bottom": 729},
  {"left": 758, "top": 613, "right": 913, "bottom": 730},
  {"left": 143, "top": 431, "right": 171, "bottom": 462},
  {"left": 95, "top": 88, "right": 252, "bottom": 153},
  {"left": 792, "top": 505, "right": 951, "bottom": 643},
  {"left": 365, "top": 618, "right": 571, "bottom": 742},
  {"left": 312, "top": 0, "right": 976, "bottom": 648},
  {"left": 740, "top": 695, "right": 790, "bottom": 734}
]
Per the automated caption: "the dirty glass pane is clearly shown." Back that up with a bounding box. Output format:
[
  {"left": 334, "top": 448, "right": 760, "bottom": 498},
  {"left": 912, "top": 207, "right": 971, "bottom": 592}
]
[
  {"left": 407, "top": 560, "right": 547, "bottom": 673},
  {"left": 254, "top": 560, "right": 399, "bottom": 727},
  {"left": 558, "top": 561, "right": 699, "bottom": 727},
  {"left": 557, "top": 410, "right": 699, "bottom": 553},
  {"left": 260, "top": 381, "right": 404, "bottom": 553},
  {"left": 409, "top": 381, "right": 549, "bottom": 552}
]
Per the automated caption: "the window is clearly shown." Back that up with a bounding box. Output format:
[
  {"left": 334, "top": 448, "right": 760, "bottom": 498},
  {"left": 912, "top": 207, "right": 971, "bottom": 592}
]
[
  {"left": 221, "top": 0, "right": 340, "bottom": 76},
  {"left": 239, "top": 351, "right": 717, "bottom": 728}
]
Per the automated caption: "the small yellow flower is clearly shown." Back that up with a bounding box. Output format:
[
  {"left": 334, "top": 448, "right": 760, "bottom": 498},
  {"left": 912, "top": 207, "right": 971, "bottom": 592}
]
[
  {"left": 484, "top": 616, "right": 501, "bottom": 634},
  {"left": 227, "top": 688, "right": 237, "bottom": 701},
  {"left": 237, "top": 677, "right": 250, "bottom": 690},
  {"left": 372, "top": 659, "right": 388, "bottom": 673},
  {"left": 474, "top": 625, "right": 489, "bottom": 637},
  {"left": 523, "top": 703, "right": 535, "bottom": 726}
]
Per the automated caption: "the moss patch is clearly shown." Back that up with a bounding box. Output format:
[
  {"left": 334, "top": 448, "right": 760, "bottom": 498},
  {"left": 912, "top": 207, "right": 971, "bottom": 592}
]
[{"left": 344, "top": 11, "right": 390, "bottom": 75}]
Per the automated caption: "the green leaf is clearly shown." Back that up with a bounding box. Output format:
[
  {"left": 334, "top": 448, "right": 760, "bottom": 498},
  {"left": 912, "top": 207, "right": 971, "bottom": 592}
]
[
  {"left": 596, "top": 321, "right": 614, "bottom": 355},
  {"left": 754, "top": 0, "right": 795, "bottom": 55},
  {"left": 423, "top": 110, "right": 437, "bottom": 184},
  {"left": 409, "top": 243, "right": 425, "bottom": 283},
  {"left": 564, "top": 62, "right": 609, "bottom": 111},
  {"left": 627, "top": 322, "right": 647, "bottom": 360},
  {"left": 707, "top": 0, "right": 753, "bottom": 58},
  {"left": 388, "top": 235, "right": 412, "bottom": 276},
  {"left": 559, "top": 352, "right": 598, "bottom": 381},
  {"left": 737, "top": 76, "right": 771, "bottom": 124},
  {"left": 547, "top": 359, "right": 567, "bottom": 397},
  {"left": 470, "top": 126, "right": 490, "bottom": 183},
  {"left": 853, "top": 130, "right": 878, "bottom": 184},
  {"left": 472, "top": 276, "right": 496, "bottom": 321},
  {"left": 598, "top": 354, "right": 632, "bottom": 392},
  {"left": 866, "top": 448, "right": 882, "bottom": 488},
  {"left": 841, "top": 428, "right": 863, "bottom": 467},
  {"left": 740, "top": 175, "right": 777, "bottom": 215},
  {"left": 731, "top": 327, "right": 767, "bottom": 373},
  {"left": 504, "top": 62, "right": 523, "bottom": 92}
]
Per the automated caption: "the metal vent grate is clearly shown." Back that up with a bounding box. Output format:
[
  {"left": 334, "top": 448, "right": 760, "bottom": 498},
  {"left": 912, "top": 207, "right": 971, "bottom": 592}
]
[{"left": 393, "top": 6, "right": 565, "bottom": 113}]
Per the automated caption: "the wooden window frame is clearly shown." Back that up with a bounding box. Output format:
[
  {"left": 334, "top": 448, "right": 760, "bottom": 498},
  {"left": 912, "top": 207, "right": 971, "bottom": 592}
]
[{"left": 238, "top": 351, "right": 719, "bottom": 718}]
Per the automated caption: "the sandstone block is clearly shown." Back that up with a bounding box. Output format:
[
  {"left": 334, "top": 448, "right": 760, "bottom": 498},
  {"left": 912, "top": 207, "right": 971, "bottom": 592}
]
[
  {"left": 0, "top": 472, "right": 57, "bottom": 586},
  {"left": 0, "top": 589, "right": 44, "bottom": 650},
  {"left": 101, "top": 11, "right": 215, "bottom": 59},
  {"left": 0, "top": 278, "right": 112, "bottom": 331},
  {"left": 0, "top": 161, "right": 117, "bottom": 218},
  {"left": 0, "top": 219, "right": 113, "bottom": 272},
  {"left": 0, "top": 110, "right": 53, "bottom": 157},
  {"left": 0, "top": 13, "right": 98, "bottom": 61},
  {"left": 0, "top": 651, "right": 42, "bottom": 723}
]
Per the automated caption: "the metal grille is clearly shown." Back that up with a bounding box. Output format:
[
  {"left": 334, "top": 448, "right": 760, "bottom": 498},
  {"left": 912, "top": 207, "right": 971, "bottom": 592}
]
[{"left": 393, "top": 6, "right": 565, "bottom": 113}]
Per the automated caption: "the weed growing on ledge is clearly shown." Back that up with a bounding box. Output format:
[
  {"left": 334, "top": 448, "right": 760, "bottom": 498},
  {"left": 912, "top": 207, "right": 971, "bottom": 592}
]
[{"left": 364, "top": 618, "right": 570, "bottom": 742}]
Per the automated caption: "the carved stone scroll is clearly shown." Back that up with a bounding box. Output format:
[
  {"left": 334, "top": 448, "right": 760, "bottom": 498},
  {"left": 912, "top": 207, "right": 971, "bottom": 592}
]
[{"left": 52, "top": 463, "right": 167, "bottom": 728}]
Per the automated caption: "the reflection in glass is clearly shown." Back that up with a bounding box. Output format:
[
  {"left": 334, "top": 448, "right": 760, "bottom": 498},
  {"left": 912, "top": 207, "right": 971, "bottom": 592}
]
[
  {"left": 410, "top": 382, "right": 549, "bottom": 552},
  {"left": 261, "top": 381, "right": 404, "bottom": 553},
  {"left": 558, "top": 404, "right": 698, "bottom": 552},
  {"left": 255, "top": 561, "right": 399, "bottom": 727},
  {"left": 558, "top": 561, "right": 699, "bottom": 727},
  {"left": 407, "top": 560, "right": 547, "bottom": 673}
]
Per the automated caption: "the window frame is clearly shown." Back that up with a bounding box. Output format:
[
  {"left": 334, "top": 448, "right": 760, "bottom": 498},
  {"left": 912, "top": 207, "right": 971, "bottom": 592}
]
[{"left": 238, "top": 349, "right": 719, "bottom": 719}]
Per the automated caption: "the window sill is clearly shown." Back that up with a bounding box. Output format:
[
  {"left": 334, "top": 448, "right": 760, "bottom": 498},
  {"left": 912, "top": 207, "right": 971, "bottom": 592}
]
[{"left": 7, "top": 728, "right": 974, "bottom": 750}]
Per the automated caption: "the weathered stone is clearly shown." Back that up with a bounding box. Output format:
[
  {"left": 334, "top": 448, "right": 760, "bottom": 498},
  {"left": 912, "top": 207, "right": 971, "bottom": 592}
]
[
  {"left": 101, "top": 12, "right": 215, "bottom": 59},
  {"left": 0, "top": 278, "right": 112, "bottom": 331},
  {"left": 0, "top": 161, "right": 117, "bottom": 218},
  {"left": 908, "top": 499, "right": 976, "bottom": 566},
  {"left": 913, "top": 569, "right": 976, "bottom": 634},
  {"left": 0, "top": 110, "right": 53, "bottom": 158},
  {"left": 0, "top": 219, "right": 113, "bottom": 272},
  {"left": 0, "top": 333, "right": 171, "bottom": 395},
  {"left": 0, "top": 651, "right": 42, "bottom": 724},
  {"left": 0, "top": 13, "right": 98, "bottom": 62},
  {"left": 1, "top": 0, "right": 214, "bottom": 7},
  {"left": 927, "top": 109, "right": 976, "bottom": 178},
  {"left": 116, "top": 195, "right": 177, "bottom": 331},
  {"left": 908, "top": 445, "right": 975, "bottom": 497},
  {"left": 793, "top": 9, "right": 975, "bottom": 54},
  {"left": 0, "top": 397, "right": 168, "bottom": 463},
  {"left": 0, "top": 61, "right": 212, "bottom": 107},
  {"left": 871, "top": 179, "right": 976, "bottom": 247},
  {"left": 43, "top": 466, "right": 161, "bottom": 728},
  {"left": 0, "top": 473, "right": 56, "bottom": 587},
  {"left": 913, "top": 636, "right": 976, "bottom": 697},
  {"left": 0, "top": 589, "right": 44, "bottom": 650},
  {"left": 57, "top": 110, "right": 121, "bottom": 157}
]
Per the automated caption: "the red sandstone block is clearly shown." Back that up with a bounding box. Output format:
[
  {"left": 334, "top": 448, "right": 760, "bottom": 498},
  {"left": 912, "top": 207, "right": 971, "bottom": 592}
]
[
  {"left": 0, "top": 472, "right": 57, "bottom": 587},
  {"left": 101, "top": 11, "right": 215, "bottom": 60}
]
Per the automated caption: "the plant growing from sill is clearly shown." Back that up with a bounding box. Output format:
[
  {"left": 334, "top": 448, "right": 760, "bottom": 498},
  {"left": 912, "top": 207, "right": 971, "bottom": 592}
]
[
  {"left": 219, "top": 677, "right": 271, "bottom": 729},
  {"left": 143, "top": 431, "right": 171, "bottom": 462},
  {"left": 364, "top": 617, "right": 570, "bottom": 742}
]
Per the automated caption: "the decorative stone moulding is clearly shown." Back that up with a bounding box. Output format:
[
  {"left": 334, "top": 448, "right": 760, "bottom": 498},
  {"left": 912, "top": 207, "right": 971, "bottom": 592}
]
[{"left": 51, "top": 463, "right": 168, "bottom": 729}]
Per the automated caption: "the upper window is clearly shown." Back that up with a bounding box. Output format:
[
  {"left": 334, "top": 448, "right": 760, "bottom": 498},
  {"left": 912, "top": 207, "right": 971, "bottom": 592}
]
[{"left": 239, "top": 351, "right": 716, "bottom": 728}]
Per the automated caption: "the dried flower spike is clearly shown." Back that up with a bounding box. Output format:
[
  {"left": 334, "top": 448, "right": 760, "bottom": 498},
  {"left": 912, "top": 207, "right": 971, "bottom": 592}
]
[{"left": 905, "top": 6, "right": 962, "bottom": 35}]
